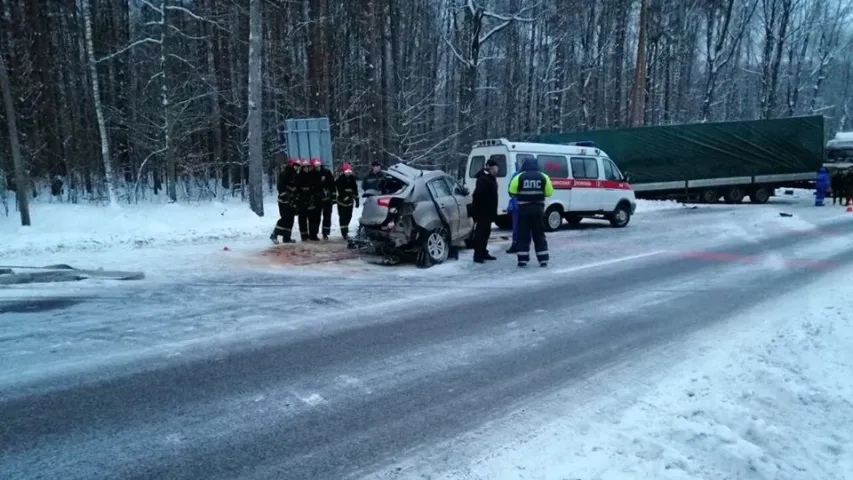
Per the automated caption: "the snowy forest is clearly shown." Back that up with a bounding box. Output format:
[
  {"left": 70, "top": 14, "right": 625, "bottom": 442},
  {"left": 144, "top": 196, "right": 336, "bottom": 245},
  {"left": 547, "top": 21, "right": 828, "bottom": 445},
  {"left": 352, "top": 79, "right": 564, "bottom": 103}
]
[{"left": 1, "top": 0, "right": 852, "bottom": 212}]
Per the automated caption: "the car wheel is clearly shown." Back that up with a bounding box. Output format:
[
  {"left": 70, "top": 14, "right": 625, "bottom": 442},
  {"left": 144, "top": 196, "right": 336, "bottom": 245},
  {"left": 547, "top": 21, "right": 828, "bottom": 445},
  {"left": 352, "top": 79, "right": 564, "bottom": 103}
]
[
  {"left": 609, "top": 204, "right": 631, "bottom": 228},
  {"left": 423, "top": 228, "right": 450, "bottom": 265},
  {"left": 565, "top": 215, "right": 582, "bottom": 227},
  {"left": 544, "top": 205, "right": 563, "bottom": 232}
]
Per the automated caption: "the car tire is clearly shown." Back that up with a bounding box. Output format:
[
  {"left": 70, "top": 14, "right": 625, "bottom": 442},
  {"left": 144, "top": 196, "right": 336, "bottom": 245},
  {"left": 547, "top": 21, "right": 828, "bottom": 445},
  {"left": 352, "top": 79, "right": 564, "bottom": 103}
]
[
  {"left": 544, "top": 205, "right": 564, "bottom": 232},
  {"left": 494, "top": 215, "right": 512, "bottom": 230},
  {"left": 423, "top": 228, "right": 450, "bottom": 265},
  {"left": 565, "top": 215, "right": 582, "bottom": 227},
  {"left": 609, "top": 204, "right": 631, "bottom": 228}
]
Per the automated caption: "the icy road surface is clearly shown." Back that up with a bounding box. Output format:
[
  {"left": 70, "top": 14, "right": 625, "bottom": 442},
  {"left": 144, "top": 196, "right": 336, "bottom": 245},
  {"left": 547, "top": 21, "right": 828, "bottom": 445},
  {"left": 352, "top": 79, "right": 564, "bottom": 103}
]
[{"left": 2, "top": 198, "right": 852, "bottom": 479}]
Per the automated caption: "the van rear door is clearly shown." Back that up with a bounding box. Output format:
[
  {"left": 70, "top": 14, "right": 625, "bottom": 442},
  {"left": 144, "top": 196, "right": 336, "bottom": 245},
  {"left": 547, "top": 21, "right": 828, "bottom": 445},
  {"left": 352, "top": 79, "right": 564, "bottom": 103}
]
[{"left": 465, "top": 148, "right": 509, "bottom": 216}]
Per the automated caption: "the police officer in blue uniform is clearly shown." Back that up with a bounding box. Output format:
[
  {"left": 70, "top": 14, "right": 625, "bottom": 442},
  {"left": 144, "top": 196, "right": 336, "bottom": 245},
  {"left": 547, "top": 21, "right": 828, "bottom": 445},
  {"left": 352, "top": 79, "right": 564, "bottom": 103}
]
[{"left": 507, "top": 157, "right": 554, "bottom": 267}]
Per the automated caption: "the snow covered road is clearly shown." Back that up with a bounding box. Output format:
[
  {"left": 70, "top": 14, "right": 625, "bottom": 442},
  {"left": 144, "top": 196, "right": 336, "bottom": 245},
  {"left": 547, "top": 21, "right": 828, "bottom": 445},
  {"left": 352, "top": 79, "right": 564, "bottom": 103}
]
[{"left": 2, "top": 200, "right": 852, "bottom": 479}]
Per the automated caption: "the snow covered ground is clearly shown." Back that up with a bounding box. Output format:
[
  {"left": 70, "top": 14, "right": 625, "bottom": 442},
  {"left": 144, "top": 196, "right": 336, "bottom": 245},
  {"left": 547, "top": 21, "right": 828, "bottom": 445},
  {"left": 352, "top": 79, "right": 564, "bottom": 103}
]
[
  {"left": 368, "top": 261, "right": 853, "bottom": 480},
  {"left": 0, "top": 196, "right": 686, "bottom": 257}
]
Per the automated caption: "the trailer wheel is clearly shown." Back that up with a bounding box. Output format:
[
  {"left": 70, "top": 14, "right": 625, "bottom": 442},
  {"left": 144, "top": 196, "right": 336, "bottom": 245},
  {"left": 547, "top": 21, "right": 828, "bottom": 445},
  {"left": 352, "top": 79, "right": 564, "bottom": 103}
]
[
  {"left": 700, "top": 188, "right": 719, "bottom": 203},
  {"left": 749, "top": 186, "right": 771, "bottom": 204},
  {"left": 724, "top": 186, "right": 745, "bottom": 204}
]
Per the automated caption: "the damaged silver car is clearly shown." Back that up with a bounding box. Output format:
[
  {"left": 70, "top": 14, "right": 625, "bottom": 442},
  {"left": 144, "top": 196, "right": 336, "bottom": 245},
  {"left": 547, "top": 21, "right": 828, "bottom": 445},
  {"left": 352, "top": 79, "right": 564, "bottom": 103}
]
[{"left": 348, "top": 163, "right": 475, "bottom": 267}]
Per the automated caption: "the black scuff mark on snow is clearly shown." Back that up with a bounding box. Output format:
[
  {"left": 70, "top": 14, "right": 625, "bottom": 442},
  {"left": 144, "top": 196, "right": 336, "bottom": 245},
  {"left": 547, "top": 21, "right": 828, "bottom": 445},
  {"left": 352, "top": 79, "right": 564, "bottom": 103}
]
[{"left": 0, "top": 297, "right": 84, "bottom": 314}]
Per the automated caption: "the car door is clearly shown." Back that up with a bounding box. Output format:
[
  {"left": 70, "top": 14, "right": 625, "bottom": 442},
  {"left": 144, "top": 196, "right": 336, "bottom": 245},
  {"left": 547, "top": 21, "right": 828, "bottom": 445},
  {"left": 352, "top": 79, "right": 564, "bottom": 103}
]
[
  {"left": 443, "top": 176, "right": 474, "bottom": 239},
  {"left": 601, "top": 157, "right": 625, "bottom": 210},
  {"left": 569, "top": 156, "right": 601, "bottom": 211},
  {"left": 427, "top": 177, "right": 459, "bottom": 235}
]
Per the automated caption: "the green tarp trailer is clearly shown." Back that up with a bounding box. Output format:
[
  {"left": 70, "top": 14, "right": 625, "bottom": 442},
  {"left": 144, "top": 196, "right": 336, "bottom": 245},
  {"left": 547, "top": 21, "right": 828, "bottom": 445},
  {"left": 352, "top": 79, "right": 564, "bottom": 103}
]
[{"left": 536, "top": 116, "right": 825, "bottom": 203}]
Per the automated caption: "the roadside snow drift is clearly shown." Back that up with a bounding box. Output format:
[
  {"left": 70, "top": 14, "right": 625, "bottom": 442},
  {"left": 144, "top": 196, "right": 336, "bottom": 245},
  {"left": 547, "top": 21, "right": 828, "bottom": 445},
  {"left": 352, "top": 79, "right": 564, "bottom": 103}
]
[{"left": 0, "top": 198, "right": 362, "bottom": 257}]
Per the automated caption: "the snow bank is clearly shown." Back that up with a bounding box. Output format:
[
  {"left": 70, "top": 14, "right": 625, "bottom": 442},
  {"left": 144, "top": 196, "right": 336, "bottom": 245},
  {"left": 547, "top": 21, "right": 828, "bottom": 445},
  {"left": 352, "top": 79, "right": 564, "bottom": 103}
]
[
  {"left": 635, "top": 198, "right": 685, "bottom": 212},
  {"left": 0, "top": 198, "right": 361, "bottom": 257},
  {"left": 456, "top": 267, "right": 853, "bottom": 480}
]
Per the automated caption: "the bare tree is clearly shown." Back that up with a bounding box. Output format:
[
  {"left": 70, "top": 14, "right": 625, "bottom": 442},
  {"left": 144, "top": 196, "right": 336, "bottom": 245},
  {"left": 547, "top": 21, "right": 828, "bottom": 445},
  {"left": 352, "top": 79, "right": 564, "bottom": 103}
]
[
  {"left": 0, "top": 51, "right": 30, "bottom": 225},
  {"left": 81, "top": 0, "right": 119, "bottom": 206},
  {"left": 246, "top": 0, "right": 263, "bottom": 216}
]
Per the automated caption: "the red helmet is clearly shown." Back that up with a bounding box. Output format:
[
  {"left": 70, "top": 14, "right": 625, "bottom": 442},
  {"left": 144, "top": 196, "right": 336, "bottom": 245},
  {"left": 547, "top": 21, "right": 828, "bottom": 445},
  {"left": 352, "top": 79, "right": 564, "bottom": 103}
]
[
  {"left": 310, "top": 157, "right": 322, "bottom": 167},
  {"left": 340, "top": 162, "right": 353, "bottom": 173},
  {"left": 288, "top": 157, "right": 299, "bottom": 166},
  {"left": 300, "top": 158, "right": 310, "bottom": 166}
]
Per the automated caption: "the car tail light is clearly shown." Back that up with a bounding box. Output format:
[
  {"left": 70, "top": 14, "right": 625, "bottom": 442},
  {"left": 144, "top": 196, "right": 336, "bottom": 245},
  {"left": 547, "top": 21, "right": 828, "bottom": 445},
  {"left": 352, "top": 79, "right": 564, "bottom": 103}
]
[{"left": 376, "top": 196, "right": 391, "bottom": 207}]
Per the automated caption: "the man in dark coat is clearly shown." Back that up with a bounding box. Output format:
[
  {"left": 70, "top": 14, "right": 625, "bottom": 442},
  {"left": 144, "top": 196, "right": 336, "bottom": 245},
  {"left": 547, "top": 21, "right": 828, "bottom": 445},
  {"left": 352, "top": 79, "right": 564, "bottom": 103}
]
[
  {"left": 831, "top": 170, "right": 844, "bottom": 205},
  {"left": 335, "top": 162, "right": 360, "bottom": 240},
  {"left": 314, "top": 158, "right": 337, "bottom": 240},
  {"left": 471, "top": 158, "right": 500, "bottom": 263},
  {"left": 270, "top": 156, "right": 299, "bottom": 244},
  {"left": 361, "top": 160, "right": 384, "bottom": 193},
  {"left": 508, "top": 157, "right": 554, "bottom": 267},
  {"left": 845, "top": 169, "right": 853, "bottom": 206}
]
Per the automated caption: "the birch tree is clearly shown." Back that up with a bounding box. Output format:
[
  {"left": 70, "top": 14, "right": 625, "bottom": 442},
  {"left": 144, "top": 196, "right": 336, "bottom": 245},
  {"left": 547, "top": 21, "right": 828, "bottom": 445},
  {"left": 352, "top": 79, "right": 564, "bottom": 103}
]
[
  {"left": 80, "top": 0, "right": 119, "bottom": 206},
  {"left": 246, "top": 0, "right": 263, "bottom": 216}
]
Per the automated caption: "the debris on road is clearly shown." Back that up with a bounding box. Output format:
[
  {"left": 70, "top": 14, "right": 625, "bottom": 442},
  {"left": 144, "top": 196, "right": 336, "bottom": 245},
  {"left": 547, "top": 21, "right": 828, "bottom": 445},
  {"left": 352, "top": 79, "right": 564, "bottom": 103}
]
[
  {"left": 0, "top": 264, "right": 145, "bottom": 284},
  {"left": 258, "top": 240, "right": 359, "bottom": 266}
]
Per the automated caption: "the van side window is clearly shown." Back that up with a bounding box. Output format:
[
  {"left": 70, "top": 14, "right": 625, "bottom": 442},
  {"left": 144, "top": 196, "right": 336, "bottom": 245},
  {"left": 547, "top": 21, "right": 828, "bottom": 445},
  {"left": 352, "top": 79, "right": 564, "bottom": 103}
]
[
  {"left": 603, "top": 158, "right": 623, "bottom": 181},
  {"left": 537, "top": 155, "right": 569, "bottom": 178},
  {"left": 467, "top": 155, "right": 486, "bottom": 178},
  {"left": 489, "top": 154, "right": 508, "bottom": 178},
  {"left": 516, "top": 154, "right": 536, "bottom": 172},
  {"left": 570, "top": 157, "right": 600, "bottom": 179}
]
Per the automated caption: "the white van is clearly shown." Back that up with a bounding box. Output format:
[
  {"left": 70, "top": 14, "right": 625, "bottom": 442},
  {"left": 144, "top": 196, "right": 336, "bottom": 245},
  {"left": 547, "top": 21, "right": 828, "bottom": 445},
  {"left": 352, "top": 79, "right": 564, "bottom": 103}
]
[{"left": 464, "top": 138, "right": 637, "bottom": 231}]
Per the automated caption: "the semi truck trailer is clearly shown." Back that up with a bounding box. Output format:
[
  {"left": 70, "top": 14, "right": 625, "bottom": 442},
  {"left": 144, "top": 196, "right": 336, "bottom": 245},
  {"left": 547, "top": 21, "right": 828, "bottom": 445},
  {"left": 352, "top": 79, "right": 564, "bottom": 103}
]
[{"left": 537, "top": 115, "right": 825, "bottom": 204}]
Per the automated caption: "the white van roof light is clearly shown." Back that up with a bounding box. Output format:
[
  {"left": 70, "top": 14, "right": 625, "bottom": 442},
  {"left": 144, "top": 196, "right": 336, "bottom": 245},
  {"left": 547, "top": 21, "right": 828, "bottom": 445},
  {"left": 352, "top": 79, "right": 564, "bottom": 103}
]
[{"left": 472, "top": 138, "right": 510, "bottom": 148}]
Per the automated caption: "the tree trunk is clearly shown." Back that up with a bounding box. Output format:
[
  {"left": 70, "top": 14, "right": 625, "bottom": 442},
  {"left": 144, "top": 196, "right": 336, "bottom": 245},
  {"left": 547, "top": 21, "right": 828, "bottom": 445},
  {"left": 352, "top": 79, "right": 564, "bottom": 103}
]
[
  {"left": 80, "top": 0, "right": 118, "bottom": 206},
  {"left": 0, "top": 52, "right": 30, "bottom": 225},
  {"left": 246, "top": 0, "right": 264, "bottom": 216}
]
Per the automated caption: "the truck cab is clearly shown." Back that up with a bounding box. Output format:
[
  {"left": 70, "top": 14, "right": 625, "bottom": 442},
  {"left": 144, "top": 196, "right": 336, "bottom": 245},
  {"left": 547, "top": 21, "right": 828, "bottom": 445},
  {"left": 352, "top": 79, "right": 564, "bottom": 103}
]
[{"left": 464, "top": 138, "right": 637, "bottom": 231}]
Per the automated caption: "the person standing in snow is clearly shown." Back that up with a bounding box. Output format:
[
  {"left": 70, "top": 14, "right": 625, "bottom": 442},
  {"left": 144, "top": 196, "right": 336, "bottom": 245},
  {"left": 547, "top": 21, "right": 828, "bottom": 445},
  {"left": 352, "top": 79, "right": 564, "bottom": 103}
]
[
  {"left": 295, "top": 159, "right": 315, "bottom": 241},
  {"left": 270, "top": 156, "right": 299, "bottom": 244},
  {"left": 845, "top": 169, "right": 853, "bottom": 206},
  {"left": 505, "top": 164, "right": 532, "bottom": 254},
  {"left": 335, "top": 163, "right": 359, "bottom": 240},
  {"left": 315, "top": 158, "right": 337, "bottom": 240},
  {"left": 361, "top": 160, "right": 384, "bottom": 193},
  {"left": 471, "top": 158, "right": 499, "bottom": 263},
  {"left": 815, "top": 167, "right": 830, "bottom": 207},
  {"left": 508, "top": 156, "right": 553, "bottom": 267},
  {"left": 301, "top": 158, "right": 322, "bottom": 241},
  {"left": 831, "top": 170, "right": 844, "bottom": 205}
]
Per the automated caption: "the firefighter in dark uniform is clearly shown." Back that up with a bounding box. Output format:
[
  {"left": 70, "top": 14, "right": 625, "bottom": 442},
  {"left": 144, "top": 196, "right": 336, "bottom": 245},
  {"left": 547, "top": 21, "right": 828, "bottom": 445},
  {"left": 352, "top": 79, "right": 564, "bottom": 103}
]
[
  {"left": 303, "top": 158, "right": 323, "bottom": 240},
  {"left": 295, "top": 159, "right": 316, "bottom": 241},
  {"left": 270, "top": 156, "right": 299, "bottom": 244},
  {"left": 507, "top": 156, "right": 554, "bottom": 267},
  {"left": 335, "top": 162, "right": 359, "bottom": 240},
  {"left": 314, "top": 158, "right": 337, "bottom": 240}
]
